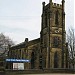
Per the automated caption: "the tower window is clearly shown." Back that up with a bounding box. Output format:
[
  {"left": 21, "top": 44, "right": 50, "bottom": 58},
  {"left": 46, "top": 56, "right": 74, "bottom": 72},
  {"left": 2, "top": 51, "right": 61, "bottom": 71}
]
[
  {"left": 45, "top": 11, "right": 47, "bottom": 27},
  {"left": 55, "top": 10, "right": 59, "bottom": 25},
  {"left": 53, "top": 37, "right": 60, "bottom": 48},
  {"left": 44, "top": 13, "right": 47, "bottom": 27},
  {"left": 54, "top": 51, "right": 59, "bottom": 68}
]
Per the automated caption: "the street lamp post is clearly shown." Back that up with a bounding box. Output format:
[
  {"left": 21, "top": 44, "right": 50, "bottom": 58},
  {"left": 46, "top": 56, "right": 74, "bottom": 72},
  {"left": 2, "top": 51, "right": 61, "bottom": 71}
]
[{"left": 73, "top": 51, "right": 75, "bottom": 69}]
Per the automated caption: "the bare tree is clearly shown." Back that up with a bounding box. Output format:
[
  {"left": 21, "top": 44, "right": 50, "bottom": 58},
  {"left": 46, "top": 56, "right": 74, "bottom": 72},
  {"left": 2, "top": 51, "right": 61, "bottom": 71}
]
[
  {"left": 0, "top": 33, "right": 14, "bottom": 56},
  {"left": 67, "top": 28, "right": 75, "bottom": 69}
]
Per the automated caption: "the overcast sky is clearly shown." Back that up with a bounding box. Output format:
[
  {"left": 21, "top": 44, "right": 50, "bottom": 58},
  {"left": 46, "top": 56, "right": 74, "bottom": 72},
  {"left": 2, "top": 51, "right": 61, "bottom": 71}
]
[{"left": 0, "top": 0, "right": 74, "bottom": 44}]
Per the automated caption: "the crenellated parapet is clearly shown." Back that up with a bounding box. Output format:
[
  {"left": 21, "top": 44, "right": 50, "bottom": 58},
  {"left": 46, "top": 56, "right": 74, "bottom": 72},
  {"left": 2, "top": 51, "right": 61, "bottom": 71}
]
[
  {"left": 43, "top": 2, "right": 62, "bottom": 11},
  {"left": 52, "top": 3, "right": 62, "bottom": 8}
]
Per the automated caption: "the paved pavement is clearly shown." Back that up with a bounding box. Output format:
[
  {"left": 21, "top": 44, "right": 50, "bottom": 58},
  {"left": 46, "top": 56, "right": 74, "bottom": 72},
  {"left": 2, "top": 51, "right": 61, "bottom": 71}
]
[{"left": 4, "top": 72, "right": 75, "bottom": 75}]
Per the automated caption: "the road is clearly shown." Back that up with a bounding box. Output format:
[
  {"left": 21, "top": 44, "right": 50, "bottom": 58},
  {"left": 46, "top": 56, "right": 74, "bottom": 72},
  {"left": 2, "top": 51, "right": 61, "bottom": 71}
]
[{"left": 18, "top": 74, "right": 75, "bottom": 75}]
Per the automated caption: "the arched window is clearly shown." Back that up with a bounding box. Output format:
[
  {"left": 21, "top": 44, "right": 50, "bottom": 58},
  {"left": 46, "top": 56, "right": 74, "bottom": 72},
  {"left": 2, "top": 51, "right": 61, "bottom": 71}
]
[
  {"left": 54, "top": 51, "right": 59, "bottom": 68},
  {"left": 31, "top": 52, "right": 35, "bottom": 69},
  {"left": 39, "top": 56, "right": 42, "bottom": 69},
  {"left": 45, "top": 13, "right": 47, "bottom": 27},
  {"left": 55, "top": 10, "right": 59, "bottom": 25}
]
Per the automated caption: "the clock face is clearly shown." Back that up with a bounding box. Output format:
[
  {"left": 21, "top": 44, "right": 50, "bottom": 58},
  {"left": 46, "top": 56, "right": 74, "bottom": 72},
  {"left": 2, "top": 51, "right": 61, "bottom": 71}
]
[{"left": 55, "top": 30, "right": 59, "bottom": 33}]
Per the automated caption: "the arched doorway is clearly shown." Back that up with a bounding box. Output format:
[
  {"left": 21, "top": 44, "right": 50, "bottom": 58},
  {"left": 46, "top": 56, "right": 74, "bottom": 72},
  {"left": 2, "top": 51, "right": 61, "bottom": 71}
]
[
  {"left": 54, "top": 51, "right": 59, "bottom": 68},
  {"left": 31, "top": 52, "right": 35, "bottom": 69}
]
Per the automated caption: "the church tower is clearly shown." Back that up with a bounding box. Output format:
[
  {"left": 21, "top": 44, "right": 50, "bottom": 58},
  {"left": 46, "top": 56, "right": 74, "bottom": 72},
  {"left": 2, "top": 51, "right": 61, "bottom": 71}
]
[{"left": 40, "top": 0, "right": 66, "bottom": 69}]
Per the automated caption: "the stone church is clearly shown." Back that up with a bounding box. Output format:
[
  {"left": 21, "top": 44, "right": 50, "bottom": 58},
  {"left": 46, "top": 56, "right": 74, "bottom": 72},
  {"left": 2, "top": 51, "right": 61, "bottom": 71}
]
[{"left": 7, "top": 0, "right": 69, "bottom": 69}]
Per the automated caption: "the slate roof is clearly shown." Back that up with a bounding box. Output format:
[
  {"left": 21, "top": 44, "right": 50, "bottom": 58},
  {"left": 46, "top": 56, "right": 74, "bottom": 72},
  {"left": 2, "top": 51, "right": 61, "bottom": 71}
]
[{"left": 10, "top": 38, "right": 40, "bottom": 50}]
